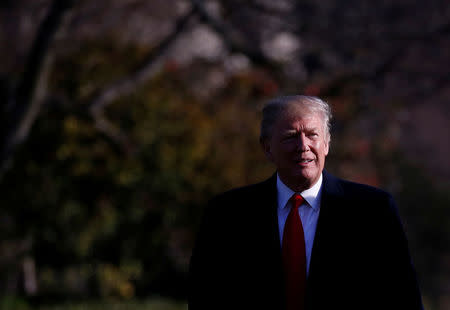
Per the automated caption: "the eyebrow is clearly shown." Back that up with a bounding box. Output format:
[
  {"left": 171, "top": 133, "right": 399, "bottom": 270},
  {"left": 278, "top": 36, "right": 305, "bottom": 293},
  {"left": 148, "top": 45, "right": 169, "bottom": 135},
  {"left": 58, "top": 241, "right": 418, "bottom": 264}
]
[{"left": 282, "top": 126, "right": 320, "bottom": 134}]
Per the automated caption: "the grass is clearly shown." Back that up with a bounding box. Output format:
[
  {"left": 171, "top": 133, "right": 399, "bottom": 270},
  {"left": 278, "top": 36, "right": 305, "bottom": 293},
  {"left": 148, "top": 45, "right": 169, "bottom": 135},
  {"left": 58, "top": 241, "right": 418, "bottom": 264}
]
[{"left": 0, "top": 297, "right": 187, "bottom": 310}]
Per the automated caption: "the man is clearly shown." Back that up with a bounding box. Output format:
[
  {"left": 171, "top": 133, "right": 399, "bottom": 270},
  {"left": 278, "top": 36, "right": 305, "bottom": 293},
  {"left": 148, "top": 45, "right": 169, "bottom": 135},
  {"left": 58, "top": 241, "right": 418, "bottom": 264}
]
[{"left": 189, "top": 95, "right": 423, "bottom": 310}]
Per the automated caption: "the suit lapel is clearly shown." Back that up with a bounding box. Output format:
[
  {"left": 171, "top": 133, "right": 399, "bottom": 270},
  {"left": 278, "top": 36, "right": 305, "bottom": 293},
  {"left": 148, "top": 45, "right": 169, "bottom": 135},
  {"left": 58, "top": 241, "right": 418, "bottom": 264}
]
[
  {"left": 256, "top": 174, "right": 282, "bottom": 261},
  {"left": 307, "top": 171, "right": 343, "bottom": 298},
  {"left": 256, "top": 174, "right": 285, "bottom": 306}
]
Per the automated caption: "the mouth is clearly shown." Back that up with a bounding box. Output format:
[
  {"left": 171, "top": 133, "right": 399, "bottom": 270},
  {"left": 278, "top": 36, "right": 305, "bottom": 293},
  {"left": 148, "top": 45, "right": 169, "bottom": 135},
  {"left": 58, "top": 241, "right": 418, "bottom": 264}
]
[{"left": 296, "top": 158, "right": 314, "bottom": 165}]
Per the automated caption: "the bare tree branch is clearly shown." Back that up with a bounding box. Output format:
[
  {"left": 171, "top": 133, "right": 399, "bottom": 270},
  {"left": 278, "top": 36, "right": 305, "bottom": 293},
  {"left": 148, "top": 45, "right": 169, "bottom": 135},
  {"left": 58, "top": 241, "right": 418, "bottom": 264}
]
[
  {"left": 86, "top": 0, "right": 278, "bottom": 152},
  {"left": 85, "top": 7, "right": 197, "bottom": 153},
  {"left": 0, "top": 0, "right": 74, "bottom": 178},
  {"left": 92, "top": 113, "right": 136, "bottom": 155},
  {"left": 88, "top": 0, "right": 278, "bottom": 119},
  {"left": 190, "top": 0, "right": 276, "bottom": 67},
  {"left": 88, "top": 7, "right": 196, "bottom": 116}
]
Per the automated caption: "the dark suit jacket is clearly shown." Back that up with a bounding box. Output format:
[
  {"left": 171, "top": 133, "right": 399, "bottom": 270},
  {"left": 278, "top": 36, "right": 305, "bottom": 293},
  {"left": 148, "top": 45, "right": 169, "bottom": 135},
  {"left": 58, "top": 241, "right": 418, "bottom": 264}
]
[{"left": 188, "top": 171, "right": 423, "bottom": 310}]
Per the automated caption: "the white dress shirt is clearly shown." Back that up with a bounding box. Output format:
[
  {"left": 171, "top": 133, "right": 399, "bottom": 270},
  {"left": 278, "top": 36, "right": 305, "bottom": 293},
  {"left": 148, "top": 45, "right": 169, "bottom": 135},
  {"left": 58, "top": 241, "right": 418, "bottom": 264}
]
[{"left": 277, "top": 173, "right": 323, "bottom": 275}]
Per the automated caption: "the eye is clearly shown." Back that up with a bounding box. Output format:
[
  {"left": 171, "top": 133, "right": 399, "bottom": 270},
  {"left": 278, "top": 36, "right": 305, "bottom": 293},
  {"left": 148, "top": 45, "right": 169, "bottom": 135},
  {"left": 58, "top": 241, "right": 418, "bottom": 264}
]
[{"left": 282, "top": 134, "right": 297, "bottom": 142}]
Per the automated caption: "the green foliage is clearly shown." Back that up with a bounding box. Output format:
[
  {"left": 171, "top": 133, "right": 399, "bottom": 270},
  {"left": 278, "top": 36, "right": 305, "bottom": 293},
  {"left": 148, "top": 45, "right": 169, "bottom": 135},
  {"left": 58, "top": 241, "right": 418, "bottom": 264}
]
[
  {"left": 0, "top": 296, "right": 31, "bottom": 310},
  {"left": 51, "top": 40, "right": 151, "bottom": 102},
  {"left": 1, "top": 34, "right": 447, "bottom": 309},
  {"left": 0, "top": 41, "right": 274, "bottom": 301},
  {"left": 0, "top": 297, "right": 186, "bottom": 310}
]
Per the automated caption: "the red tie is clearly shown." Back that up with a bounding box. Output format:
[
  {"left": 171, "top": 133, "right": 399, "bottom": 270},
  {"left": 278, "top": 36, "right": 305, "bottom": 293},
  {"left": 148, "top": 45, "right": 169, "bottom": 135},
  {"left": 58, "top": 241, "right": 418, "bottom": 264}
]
[{"left": 282, "top": 193, "right": 306, "bottom": 310}]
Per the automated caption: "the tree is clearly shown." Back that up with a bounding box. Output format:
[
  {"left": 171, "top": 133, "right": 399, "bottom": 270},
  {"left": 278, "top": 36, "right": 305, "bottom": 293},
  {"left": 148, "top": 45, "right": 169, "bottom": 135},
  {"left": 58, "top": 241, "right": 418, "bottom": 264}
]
[{"left": 0, "top": 0, "right": 448, "bottom": 307}]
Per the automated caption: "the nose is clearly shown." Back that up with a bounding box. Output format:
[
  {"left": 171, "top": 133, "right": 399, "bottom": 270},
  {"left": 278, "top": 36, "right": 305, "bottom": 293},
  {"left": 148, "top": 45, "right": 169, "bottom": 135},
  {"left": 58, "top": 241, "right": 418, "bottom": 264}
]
[{"left": 296, "top": 134, "right": 309, "bottom": 152}]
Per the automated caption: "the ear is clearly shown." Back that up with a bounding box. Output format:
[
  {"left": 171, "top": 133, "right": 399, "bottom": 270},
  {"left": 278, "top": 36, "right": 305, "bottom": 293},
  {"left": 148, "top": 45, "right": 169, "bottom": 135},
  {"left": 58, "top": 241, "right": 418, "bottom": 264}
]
[
  {"left": 324, "top": 137, "right": 330, "bottom": 156},
  {"left": 261, "top": 139, "right": 274, "bottom": 163}
]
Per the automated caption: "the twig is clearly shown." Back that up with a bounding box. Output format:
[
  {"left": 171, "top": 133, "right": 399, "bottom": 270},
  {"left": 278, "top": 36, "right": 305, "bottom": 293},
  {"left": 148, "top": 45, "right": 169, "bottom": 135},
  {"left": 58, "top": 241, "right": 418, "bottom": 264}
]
[
  {"left": 0, "top": 0, "right": 74, "bottom": 178},
  {"left": 88, "top": 7, "right": 196, "bottom": 115},
  {"left": 86, "top": 7, "right": 196, "bottom": 153},
  {"left": 190, "top": 0, "right": 276, "bottom": 66}
]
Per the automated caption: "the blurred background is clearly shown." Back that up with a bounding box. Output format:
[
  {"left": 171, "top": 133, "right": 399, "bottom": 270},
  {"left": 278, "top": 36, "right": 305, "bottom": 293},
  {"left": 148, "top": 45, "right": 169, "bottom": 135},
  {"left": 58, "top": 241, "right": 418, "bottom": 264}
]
[{"left": 0, "top": 0, "right": 449, "bottom": 309}]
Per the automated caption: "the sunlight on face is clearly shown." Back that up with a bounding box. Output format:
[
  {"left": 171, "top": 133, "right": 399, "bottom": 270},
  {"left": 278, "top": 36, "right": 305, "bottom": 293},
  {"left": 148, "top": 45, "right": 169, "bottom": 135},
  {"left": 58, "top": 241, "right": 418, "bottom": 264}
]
[{"left": 263, "top": 106, "right": 329, "bottom": 192}]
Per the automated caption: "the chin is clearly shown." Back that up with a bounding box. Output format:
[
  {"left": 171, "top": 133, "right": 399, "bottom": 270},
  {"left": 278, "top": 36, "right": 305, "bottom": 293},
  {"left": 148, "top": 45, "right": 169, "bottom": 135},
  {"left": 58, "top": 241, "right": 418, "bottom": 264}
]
[
  {"left": 297, "top": 171, "right": 318, "bottom": 186},
  {"left": 296, "top": 168, "right": 316, "bottom": 179},
  {"left": 292, "top": 173, "right": 312, "bottom": 184}
]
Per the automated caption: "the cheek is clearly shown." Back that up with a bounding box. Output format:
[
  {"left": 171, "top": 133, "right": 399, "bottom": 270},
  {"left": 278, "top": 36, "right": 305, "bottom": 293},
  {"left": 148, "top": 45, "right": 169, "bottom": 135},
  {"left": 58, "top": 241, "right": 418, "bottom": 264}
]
[
  {"left": 316, "top": 141, "right": 328, "bottom": 156},
  {"left": 279, "top": 142, "right": 295, "bottom": 153}
]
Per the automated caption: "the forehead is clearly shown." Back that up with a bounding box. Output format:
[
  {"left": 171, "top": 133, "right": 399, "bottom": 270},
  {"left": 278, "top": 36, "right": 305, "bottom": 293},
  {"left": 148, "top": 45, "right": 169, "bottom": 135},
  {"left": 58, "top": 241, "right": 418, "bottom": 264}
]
[{"left": 276, "top": 106, "right": 324, "bottom": 129}]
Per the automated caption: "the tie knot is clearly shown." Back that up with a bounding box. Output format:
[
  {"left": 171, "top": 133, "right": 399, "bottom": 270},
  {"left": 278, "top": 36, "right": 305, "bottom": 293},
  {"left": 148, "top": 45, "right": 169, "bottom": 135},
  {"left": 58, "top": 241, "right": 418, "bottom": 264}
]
[{"left": 291, "top": 193, "right": 304, "bottom": 209}]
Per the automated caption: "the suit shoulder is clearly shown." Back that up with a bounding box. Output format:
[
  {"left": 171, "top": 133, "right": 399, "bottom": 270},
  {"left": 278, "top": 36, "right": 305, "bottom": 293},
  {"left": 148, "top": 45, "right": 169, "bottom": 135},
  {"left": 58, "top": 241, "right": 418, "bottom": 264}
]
[
  {"left": 195, "top": 177, "right": 275, "bottom": 233},
  {"left": 338, "top": 178, "right": 392, "bottom": 199},
  {"left": 324, "top": 171, "right": 395, "bottom": 206},
  {"left": 213, "top": 179, "right": 270, "bottom": 201},
  {"left": 325, "top": 174, "right": 401, "bottom": 225},
  {"left": 208, "top": 178, "right": 272, "bottom": 210}
]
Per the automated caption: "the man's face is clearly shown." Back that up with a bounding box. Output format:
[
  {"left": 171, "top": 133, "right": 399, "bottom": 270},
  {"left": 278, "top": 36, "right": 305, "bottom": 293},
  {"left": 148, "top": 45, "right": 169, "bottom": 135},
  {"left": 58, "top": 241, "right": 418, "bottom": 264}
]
[{"left": 262, "top": 106, "right": 329, "bottom": 191}]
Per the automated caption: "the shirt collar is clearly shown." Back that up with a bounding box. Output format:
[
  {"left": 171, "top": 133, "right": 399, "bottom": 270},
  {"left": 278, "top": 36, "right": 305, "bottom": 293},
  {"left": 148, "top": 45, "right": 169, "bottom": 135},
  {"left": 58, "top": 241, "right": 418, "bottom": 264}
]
[{"left": 276, "top": 173, "right": 323, "bottom": 211}]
